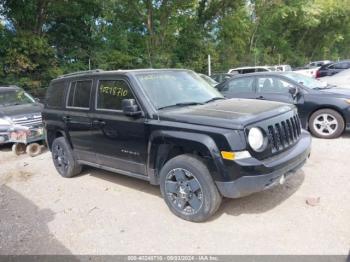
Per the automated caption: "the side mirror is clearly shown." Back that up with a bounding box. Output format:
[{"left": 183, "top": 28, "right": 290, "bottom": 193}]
[
  {"left": 288, "top": 86, "right": 298, "bottom": 97},
  {"left": 122, "top": 99, "right": 142, "bottom": 117}
]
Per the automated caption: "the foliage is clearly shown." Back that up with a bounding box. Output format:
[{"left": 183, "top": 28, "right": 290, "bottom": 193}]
[{"left": 0, "top": 0, "right": 350, "bottom": 92}]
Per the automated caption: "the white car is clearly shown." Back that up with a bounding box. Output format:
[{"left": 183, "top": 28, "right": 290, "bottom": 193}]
[
  {"left": 228, "top": 66, "right": 276, "bottom": 74},
  {"left": 320, "top": 69, "right": 350, "bottom": 89},
  {"left": 274, "top": 64, "right": 292, "bottom": 71},
  {"left": 293, "top": 67, "right": 321, "bottom": 78}
]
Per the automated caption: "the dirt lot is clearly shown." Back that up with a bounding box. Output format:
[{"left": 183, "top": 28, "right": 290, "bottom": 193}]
[{"left": 0, "top": 134, "right": 349, "bottom": 255}]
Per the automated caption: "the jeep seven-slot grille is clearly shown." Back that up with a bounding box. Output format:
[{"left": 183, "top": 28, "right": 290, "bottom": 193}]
[{"left": 267, "top": 115, "right": 301, "bottom": 153}]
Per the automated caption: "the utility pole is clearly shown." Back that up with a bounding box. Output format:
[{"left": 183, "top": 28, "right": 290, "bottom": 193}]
[
  {"left": 88, "top": 58, "right": 91, "bottom": 70},
  {"left": 208, "top": 54, "right": 211, "bottom": 76}
]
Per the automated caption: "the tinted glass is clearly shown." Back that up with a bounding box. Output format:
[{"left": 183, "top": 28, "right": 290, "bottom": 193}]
[
  {"left": 97, "top": 80, "right": 134, "bottom": 110},
  {"left": 241, "top": 69, "right": 255, "bottom": 74},
  {"left": 67, "top": 80, "right": 92, "bottom": 108},
  {"left": 257, "top": 77, "right": 293, "bottom": 93},
  {"left": 46, "top": 82, "right": 65, "bottom": 108},
  {"left": 223, "top": 78, "right": 255, "bottom": 93}
]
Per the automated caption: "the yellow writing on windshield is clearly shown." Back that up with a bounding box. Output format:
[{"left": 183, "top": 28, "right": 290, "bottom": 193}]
[{"left": 99, "top": 86, "right": 128, "bottom": 97}]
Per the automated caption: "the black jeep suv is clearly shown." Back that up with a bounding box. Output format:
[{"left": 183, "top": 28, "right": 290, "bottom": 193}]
[{"left": 43, "top": 69, "right": 311, "bottom": 222}]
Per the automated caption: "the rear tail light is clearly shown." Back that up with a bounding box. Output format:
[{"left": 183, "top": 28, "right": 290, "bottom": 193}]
[{"left": 316, "top": 70, "right": 320, "bottom": 78}]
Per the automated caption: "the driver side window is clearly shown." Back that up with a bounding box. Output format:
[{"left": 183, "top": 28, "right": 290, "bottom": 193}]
[{"left": 257, "top": 77, "right": 294, "bottom": 94}]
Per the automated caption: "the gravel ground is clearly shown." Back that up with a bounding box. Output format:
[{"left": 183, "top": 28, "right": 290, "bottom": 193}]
[{"left": 0, "top": 134, "right": 349, "bottom": 255}]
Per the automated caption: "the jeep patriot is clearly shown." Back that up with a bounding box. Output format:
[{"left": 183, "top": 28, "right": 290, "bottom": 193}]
[{"left": 43, "top": 69, "right": 311, "bottom": 222}]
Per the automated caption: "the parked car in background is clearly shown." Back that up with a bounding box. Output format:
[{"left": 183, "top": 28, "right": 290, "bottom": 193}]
[
  {"left": 210, "top": 72, "right": 237, "bottom": 83},
  {"left": 320, "top": 69, "right": 350, "bottom": 89},
  {"left": 228, "top": 66, "right": 276, "bottom": 74},
  {"left": 316, "top": 60, "right": 350, "bottom": 78},
  {"left": 293, "top": 66, "right": 320, "bottom": 78},
  {"left": 198, "top": 73, "right": 218, "bottom": 87},
  {"left": 43, "top": 69, "right": 311, "bottom": 222},
  {"left": 274, "top": 65, "right": 292, "bottom": 72},
  {"left": 305, "top": 60, "right": 333, "bottom": 68},
  {"left": 216, "top": 72, "right": 350, "bottom": 139},
  {"left": 0, "top": 86, "right": 43, "bottom": 145}
]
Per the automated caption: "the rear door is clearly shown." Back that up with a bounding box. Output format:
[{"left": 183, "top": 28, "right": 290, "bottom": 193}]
[
  {"left": 219, "top": 77, "right": 257, "bottom": 99},
  {"left": 64, "top": 79, "right": 95, "bottom": 162}
]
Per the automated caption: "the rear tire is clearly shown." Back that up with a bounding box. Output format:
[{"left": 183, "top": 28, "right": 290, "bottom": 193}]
[
  {"left": 309, "top": 109, "right": 344, "bottom": 139},
  {"left": 159, "top": 154, "right": 222, "bottom": 222},
  {"left": 51, "top": 137, "right": 82, "bottom": 178}
]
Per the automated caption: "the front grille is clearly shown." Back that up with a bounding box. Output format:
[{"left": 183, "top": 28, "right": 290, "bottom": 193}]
[
  {"left": 267, "top": 115, "right": 301, "bottom": 153},
  {"left": 11, "top": 114, "right": 43, "bottom": 128}
]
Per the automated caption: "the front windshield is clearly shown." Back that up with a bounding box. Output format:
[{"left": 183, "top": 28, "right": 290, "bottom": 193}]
[
  {"left": 136, "top": 71, "right": 223, "bottom": 109},
  {"left": 284, "top": 72, "right": 327, "bottom": 89},
  {"left": 0, "top": 90, "right": 35, "bottom": 106}
]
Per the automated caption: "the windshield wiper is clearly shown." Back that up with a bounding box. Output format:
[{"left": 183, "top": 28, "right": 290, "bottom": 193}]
[
  {"left": 203, "top": 97, "right": 226, "bottom": 103},
  {"left": 158, "top": 102, "right": 204, "bottom": 110}
]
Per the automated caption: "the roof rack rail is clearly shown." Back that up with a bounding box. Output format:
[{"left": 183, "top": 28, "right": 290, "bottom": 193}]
[{"left": 57, "top": 69, "right": 104, "bottom": 78}]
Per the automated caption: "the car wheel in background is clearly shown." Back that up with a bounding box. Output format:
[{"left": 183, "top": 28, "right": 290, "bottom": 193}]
[{"left": 309, "top": 109, "right": 344, "bottom": 139}]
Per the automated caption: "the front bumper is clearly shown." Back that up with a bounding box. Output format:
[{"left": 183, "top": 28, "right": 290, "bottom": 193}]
[
  {"left": 216, "top": 130, "right": 311, "bottom": 198},
  {"left": 0, "top": 126, "right": 44, "bottom": 144},
  {"left": 0, "top": 125, "right": 10, "bottom": 144},
  {"left": 0, "top": 131, "right": 10, "bottom": 144}
]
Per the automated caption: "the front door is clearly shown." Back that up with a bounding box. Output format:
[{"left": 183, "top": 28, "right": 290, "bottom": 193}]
[
  {"left": 90, "top": 77, "right": 148, "bottom": 176},
  {"left": 255, "top": 76, "right": 296, "bottom": 104}
]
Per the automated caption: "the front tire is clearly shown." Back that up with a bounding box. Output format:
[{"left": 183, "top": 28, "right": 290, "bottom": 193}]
[
  {"left": 51, "top": 137, "right": 82, "bottom": 178},
  {"left": 309, "top": 109, "right": 344, "bottom": 139},
  {"left": 159, "top": 154, "right": 222, "bottom": 222}
]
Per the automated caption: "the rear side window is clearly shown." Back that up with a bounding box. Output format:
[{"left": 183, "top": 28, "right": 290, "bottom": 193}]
[
  {"left": 96, "top": 79, "right": 134, "bottom": 111},
  {"left": 223, "top": 78, "right": 255, "bottom": 93},
  {"left": 67, "top": 80, "right": 92, "bottom": 109},
  {"left": 46, "top": 82, "right": 65, "bottom": 108},
  {"left": 241, "top": 69, "right": 255, "bottom": 74}
]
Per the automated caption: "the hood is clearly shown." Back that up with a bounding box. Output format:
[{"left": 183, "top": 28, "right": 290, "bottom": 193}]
[
  {"left": 158, "top": 98, "right": 295, "bottom": 129},
  {"left": 318, "top": 87, "right": 350, "bottom": 97},
  {"left": 0, "top": 103, "right": 43, "bottom": 118}
]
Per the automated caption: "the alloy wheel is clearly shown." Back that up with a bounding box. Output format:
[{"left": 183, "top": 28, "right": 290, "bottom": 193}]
[
  {"left": 165, "top": 168, "right": 203, "bottom": 215},
  {"left": 53, "top": 144, "right": 69, "bottom": 173},
  {"left": 313, "top": 113, "right": 338, "bottom": 136}
]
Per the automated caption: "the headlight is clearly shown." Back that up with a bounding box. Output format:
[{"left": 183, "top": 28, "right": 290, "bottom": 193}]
[
  {"left": 0, "top": 118, "right": 11, "bottom": 126},
  {"left": 248, "top": 127, "right": 266, "bottom": 152}
]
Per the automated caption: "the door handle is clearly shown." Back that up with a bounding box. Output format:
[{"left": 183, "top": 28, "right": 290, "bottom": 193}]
[
  {"left": 92, "top": 120, "right": 106, "bottom": 126},
  {"left": 62, "top": 116, "right": 71, "bottom": 122}
]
